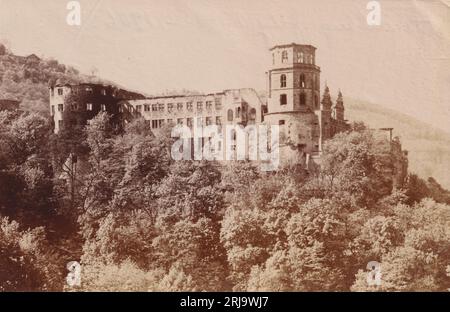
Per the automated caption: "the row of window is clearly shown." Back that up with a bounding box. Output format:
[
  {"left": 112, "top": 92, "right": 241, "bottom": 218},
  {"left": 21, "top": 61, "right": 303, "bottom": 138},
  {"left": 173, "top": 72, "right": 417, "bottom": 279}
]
[
  {"left": 55, "top": 116, "right": 224, "bottom": 130},
  {"left": 279, "top": 74, "right": 320, "bottom": 89},
  {"left": 279, "top": 93, "right": 307, "bottom": 106},
  {"left": 135, "top": 100, "right": 221, "bottom": 113},
  {"left": 149, "top": 116, "right": 224, "bottom": 129},
  {"left": 135, "top": 107, "right": 257, "bottom": 123},
  {"left": 276, "top": 51, "right": 315, "bottom": 64},
  {"left": 51, "top": 103, "right": 107, "bottom": 114},
  {"left": 147, "top": 111, "right": 256, "bottom": 129},
  {"left": 51, "top": 87, "right": 108, "bottom": 97},
  {"left": 281, "top": 74, "right": 306, "bottom": 88},
  {"left": 138, "top": 107, "right": 256, "bottom": 124},
  {"left": 278, "top": 93, "right": 320, "bottom": 108},
  {"left": 52, "top": 102, "right": 257, "bottom": 117}
]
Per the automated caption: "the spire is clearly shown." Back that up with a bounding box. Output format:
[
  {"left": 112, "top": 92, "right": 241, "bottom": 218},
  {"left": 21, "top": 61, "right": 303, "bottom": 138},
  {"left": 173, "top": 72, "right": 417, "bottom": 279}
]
[
  {"left": 321, "top": 84, "right": 332, "bottom": 110},
  {"left": 333, "top": 89, "right": 344, "bottom": 121},
  {"left": 335, "top": 89, "right": 344, "bottom": 108}
]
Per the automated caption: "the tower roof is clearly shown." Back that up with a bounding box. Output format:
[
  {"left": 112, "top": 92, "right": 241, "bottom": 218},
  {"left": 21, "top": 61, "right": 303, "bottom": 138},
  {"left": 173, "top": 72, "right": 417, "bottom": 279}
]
[
  {"left": 269, "top": 43, "right": 317, "bottom": 51},
  {"left": 335, "top": 90, "right": 344, "bottom": 108}
]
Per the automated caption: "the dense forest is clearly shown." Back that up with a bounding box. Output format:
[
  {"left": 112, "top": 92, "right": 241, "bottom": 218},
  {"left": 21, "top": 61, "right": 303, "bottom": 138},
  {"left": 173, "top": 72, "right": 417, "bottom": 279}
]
[
  {"left": 0, "top": 43, "right": 449, "bottom": 291},
  {"left": 0, "top": 109, "right": 449, "bottom": 291}
]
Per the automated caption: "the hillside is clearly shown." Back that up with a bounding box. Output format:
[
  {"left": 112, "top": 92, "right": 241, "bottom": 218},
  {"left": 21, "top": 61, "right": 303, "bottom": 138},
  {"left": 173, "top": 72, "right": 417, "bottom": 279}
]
[
  {"left": 344, "top": 97, "right": 450, "bottom": 189},
  {"left": 0, "top": 43, "right": 108, "bottom": 112}
]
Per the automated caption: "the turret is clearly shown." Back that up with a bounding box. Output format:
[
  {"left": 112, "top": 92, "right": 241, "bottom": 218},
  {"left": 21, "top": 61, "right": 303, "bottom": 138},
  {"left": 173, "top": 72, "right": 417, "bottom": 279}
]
[
  {"left": 333, "top": 90, "right": 344, "bottom": 121},
  {"left": 267, "top": 43, "right": 321, "bottom": 114},
  {"left": 265, "top": 43, "right": 323, "bottom": 157},
  {"left": 321, "top": 84, "right": 332, "bottom": 111},
  {"left": 318, "top": 84, "right": 333, "bottom": 143}
]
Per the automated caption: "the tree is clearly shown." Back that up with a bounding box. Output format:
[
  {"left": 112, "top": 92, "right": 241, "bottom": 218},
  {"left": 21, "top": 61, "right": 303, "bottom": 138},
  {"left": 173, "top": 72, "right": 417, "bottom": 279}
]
[
  {"left": 152, "top": 217, "right": 228, "bottom": 291},
  {"left": 0, "top": 111, "right": 56, "bottom": 227},
  {"left": 284, "top": 198, "right": 350, "bottom": 290},
  {"left": 246, "top": 250, "right": 292, "bottom": 291},
  {"left": 221, "top": 208, "right": 272, "bottom": 290},
  {"left": 0, "top": 217, "right": 62, "bottom": 291},
  {"left": 79, "top": 118, "right": 174, "bottom": 270},
  {"left": 426, "top": 177, "right": 450, "bottom": 204},
  {"left": 404, "top": 174, "right": 429, "bottom": 205},
  {"left": 351, "top": 199, "right": 450, "bottom": 291},
  {"left": 76, "top": 113, "right": 123, "bottom": 244},
  {"left": 0, "top": 43, "right": 6, "bottom": 55},
  {"left": 305, "top": 130, "right": 398, "bottom": 207},
  {"left": 79, "top": 260, "right": 165, "bottom": 292},
  {"left": 155, "top": 160, "right": 224, "bottom": 222}
]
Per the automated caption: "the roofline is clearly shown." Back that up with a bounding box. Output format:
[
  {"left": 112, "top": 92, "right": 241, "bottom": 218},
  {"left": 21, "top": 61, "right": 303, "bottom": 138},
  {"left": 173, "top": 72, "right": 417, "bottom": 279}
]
[
  {"left": 50, "top": 83, "right": 145, "bottom": 98},
  {"left": 133, "top": 88, "right": 259, "bottom": 101},
  {"left": 269, "top": 43, "right": 317, "bottom": 51},
  {"left": 268, "top": 64, "right": 321, "bottom": 72},
  {"left": 51, "top": 83, "right": 113, "bottom": 88},
  {"left": 140, "top": 93, "right": 222, "bottom": 100}
]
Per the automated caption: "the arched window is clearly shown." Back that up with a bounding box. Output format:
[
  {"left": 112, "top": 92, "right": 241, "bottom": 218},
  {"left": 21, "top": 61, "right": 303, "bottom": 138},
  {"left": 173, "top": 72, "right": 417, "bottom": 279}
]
[
  {"left": 300, "top": 93, "right": 306, "bottom": 106},
  {"left": 280, "top": 74, "right": 286, "bottom": 88},
  {"left": 227, "top": 109, "right": 233, "bottom": 122},
  {"left": 310, "top": 55, "right": 314, "bottom": 64},
  {"left": 315, "top": 94, "right": 319, "bottom": 109},
  {"left": 300, "top": 74, "right": 306, "bottom": 88},
  {"left": 299, "top": 52, "right": 304, "bottom": 63},
  {"left": 236, "top": 107, "right": 241, "bottom": 118},
  {"left": 281, "top": 51, "right": 288, "bottom": 63}
]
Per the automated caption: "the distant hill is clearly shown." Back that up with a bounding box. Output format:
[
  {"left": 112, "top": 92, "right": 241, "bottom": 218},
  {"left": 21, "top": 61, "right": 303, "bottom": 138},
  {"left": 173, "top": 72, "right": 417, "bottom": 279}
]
[{"left": 344, "top": 97, "right": 450, "bottom": 189}]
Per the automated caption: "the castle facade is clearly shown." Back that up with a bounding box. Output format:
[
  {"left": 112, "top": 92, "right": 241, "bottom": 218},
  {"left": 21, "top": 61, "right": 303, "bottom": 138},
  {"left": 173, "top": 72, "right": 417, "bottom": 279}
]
[{"left": 49, "top": 43, "right": 348, "bottom": 165}]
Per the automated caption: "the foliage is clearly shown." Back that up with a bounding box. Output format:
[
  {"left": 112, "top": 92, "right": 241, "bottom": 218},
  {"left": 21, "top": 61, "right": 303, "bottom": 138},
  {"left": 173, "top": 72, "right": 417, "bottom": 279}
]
[
  {"left": 0, "top": 217, "right": 62, "bottom": 291},
  {"left": 1, "top": 105, "right": 449, "bottom": 292},
  {"left": 0, "top": 46, "right": 106, "bottom": 112}
]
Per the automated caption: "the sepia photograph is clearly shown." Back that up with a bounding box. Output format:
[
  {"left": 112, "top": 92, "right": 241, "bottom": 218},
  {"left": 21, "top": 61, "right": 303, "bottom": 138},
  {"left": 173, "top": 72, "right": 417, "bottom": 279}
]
[{"left": 0, "top": 0, "right": 449, "bottom": 303}]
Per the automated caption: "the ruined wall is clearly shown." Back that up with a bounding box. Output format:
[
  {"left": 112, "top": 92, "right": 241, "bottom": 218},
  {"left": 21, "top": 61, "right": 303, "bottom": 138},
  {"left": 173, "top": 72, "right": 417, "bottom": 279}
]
[{"left": 49, "top": 83, "right": 144, "bottom": 133}]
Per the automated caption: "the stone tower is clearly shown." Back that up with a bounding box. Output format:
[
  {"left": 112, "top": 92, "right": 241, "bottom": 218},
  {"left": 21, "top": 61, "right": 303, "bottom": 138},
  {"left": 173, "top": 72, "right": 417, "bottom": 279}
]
[{"left": 265, "top": 43, "right": 322, "bottom": 161}]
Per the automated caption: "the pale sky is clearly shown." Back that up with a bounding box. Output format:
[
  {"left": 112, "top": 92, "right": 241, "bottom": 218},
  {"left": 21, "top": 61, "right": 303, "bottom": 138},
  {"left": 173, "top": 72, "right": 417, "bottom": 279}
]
[{"left": 0, "top": 0, "right": 449, "bottom": 132}]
